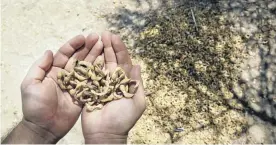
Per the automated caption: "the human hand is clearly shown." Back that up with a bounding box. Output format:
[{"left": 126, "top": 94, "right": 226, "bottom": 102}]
[
  {"left": 20, "top": 33, "right": 103, "bottom": 143},
  {"left": 81, "top": 32, "right": 146, "bottom": 144}
]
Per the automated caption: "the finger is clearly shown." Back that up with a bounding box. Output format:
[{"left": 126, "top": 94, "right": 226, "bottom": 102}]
[
  {"left": 129, "top": 65, "right": 146, "bottom": 111},
  {"left": 64, "top": 34, "right": 99, "bottom": 71},
  {"left": 53, "top": 35, "right": 85, "bottom": 68},
  {"left": 84, "top": 38, "right": 104, "bottom": 63},
  {"left": 111, "top": 34, "right": 132, "bottom": 76},
  {"left": 72, "top": 33, "right": 99, "bottom": 60},
  {"left": 22, "top": 50, "right": 54, "bottom": 87},
  {"left": 111, "top": 34, "right": 132, "bottom": 66},
  {"left": 102, "top": 31, "right": 117, "bottom": 71}
]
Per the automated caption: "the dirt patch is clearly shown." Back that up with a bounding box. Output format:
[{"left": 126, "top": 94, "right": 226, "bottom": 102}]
[{"left": 105, "top": 0, "right": 276, "bottom": 143}]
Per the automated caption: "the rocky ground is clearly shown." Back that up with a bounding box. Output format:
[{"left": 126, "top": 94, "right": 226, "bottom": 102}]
[{"left": 1, "top": 0, "right": 276, "bottom": 144}]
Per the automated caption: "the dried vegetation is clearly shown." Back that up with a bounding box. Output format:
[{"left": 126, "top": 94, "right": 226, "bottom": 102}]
[{"left": 57, "top": 60, "right": 139, "bottom": 111}]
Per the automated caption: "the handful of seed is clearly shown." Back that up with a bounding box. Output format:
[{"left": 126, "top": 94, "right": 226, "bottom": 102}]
[{"left": 57, "top": 60, "right": 139, "bottom": 111}]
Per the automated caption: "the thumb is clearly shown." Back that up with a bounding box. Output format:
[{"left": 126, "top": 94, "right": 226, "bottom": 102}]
[
  {"left": 130, "top": 65, "right": 146, "bottom": 111},
  {"left": 22, "top": 50, "right": 54, "bottom": 87}
]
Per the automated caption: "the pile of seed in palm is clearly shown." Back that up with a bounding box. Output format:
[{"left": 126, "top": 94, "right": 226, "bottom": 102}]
[{"left": 57, "top": 60, "right": 139, "bottom": 111}]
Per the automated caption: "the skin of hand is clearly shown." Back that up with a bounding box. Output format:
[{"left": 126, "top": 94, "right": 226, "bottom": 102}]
[
  {"left": 81, "top": 31, "right": 146, "bottom": 144},
  {"left": 18, "top": 33, "right": 103, "bottom": 143}
]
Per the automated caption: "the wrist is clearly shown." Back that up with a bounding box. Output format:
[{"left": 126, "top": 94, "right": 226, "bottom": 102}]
[
  {"left": 84, "top": 133, "right": 128, "bottom": 144},
  {"left": 20, "top": 119, "right": 59, "bottom": 144},
  {"left": 2, "top": 119, "right": 59, "bottom": 144}
]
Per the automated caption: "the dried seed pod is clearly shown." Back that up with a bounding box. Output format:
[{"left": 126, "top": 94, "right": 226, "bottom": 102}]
[
  {"left": 69, "top": 89, "right": 76, "bottom": 96},
  {"left": 129, "top": 80, "right": 140, "bottom": 93},
  {"left": 89, "top": 65, "right": 95, "bottom": 71},
  {"left": 78, "top": 61, "right": 91, "bottom": 68},
  {"left": 100, "top": 79, "right": 107, "bottom": 86},
  {"left": 111, "top": 71, "right": 119, "bottom": 81},
  {"left": 91, "top": 87, "right": 109, "bottom": 96},
  {"left": 119, "top": 85, "right": 126, "bottom": 92},
  {"left": 76, "top": 89, "right": 87, "bottom": 98},
  {"left": 92, "top": 80, "right": 100, "bottom": 87},
  {"left": 64, "top": 77, "right": 70, "bottom": 84},
  {"left": 80, "top": 96, "right": 92, "bottom": 103},
  {"left": 122, "top": 91, "right": 134, "bottom": 98},
  {"left": 86, "top": 103, "right": 103, "bottom": 112},
  {"left": 100, "top": 94, "right": 114, "bottom": 103},
  {"left": 95, "top": 60, "right": 104, "bottom": 69},
  {"left": 118, "top": 74, "right": 125, "bottom": 81},
  {"left": 86, "top": 101, "right": 95, "bottom": 106},
  {"left": 87, "top": 70, "right": 93, "bottom": 77},
  {"left": 67, "top": 85, "right": 73, "bottom": 90},
  {"left": 113, "top": 92, "right": 123, "bottom": 99},
  {"left": 74, "top": 71, "right": 87, "bottom": 81},
  {"left": 125, "top": 85, "right": 129, "bottom": 92},
  {"left": 95, "top": 66, "right": 105, "bottom": 77},
  {"left": 63, "top": 71, "right": 74, "bottom": 83},
  {"left": 56, "top": 60, "right": 140, "bottom": 112},
  {"left": 57, "top": 71, "right": 63, "bottom": 79},
  {"left": 74, "top": 67, "right": 87, "bottom": 75},
  {"left": 69, "top": 80, "right": 77, "bottom": 85},
  {"left": 89, "top": 71, "right": 102, "bottom": 81},
  {"left": 87, "top": 83, "right": 96, "bottom": 90},
  {"left": 99, "top": 86, "right": 104, "bottom": 92},
  {"left": 120, "top": 77, "right": 130, "bottom": 84},
  {"left": 75, "top": 80, "right": 88, "bottom": 92},
  {"left": 113, "top": 83, "right": 119, "bottom": 90},
  {"left": 58, "top": 79, "right": 66, "bottom": 90}
]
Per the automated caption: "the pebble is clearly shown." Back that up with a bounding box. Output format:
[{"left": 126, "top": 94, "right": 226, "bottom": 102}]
[
  {"left": 241, "top": 70, "right": 250, "bottom": 82},
  {"left": 268, "top": 1, "right": 276, "bottom": 9},
  {"left": 247, "top": 124, "right": 268, "bottom": 143},
  {"left": 247, "top": 0, "right": 256, "bottom": 3},
  {"left": 230, "top": 2, "right": 241, "bottom": 8},
  {"left": 246, "top": 115, "right": 255, "bottom": 125},
  {"left": 264, "top": 104, "right": 272, "bottom": 118},
  {"left": 249, "top": 102, "right": 262, "bottom": 112},
  {"left": 174, "top": 127, "right": 184, "bottom": 132}
]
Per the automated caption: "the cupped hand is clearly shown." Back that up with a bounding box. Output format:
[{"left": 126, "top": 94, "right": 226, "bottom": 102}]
[
  {"left": 81, "top": 31, "right": 146, "bottom": 144},
  {"left": 20, "top": 33, "right": 103, "bottom": 142}
]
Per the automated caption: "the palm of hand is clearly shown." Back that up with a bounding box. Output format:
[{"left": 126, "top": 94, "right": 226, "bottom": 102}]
[
  {"left": 21, "top": 34, "right": 102, "bottom": 139},
  {"left": 22, "top": 67, "right": 81, "bottom": 138},
  {"left": 81, "top": 32, "right": 146, "bottom": 139},
  {"left": 82, "top": 94, "right": 141, "bottom": 136}
]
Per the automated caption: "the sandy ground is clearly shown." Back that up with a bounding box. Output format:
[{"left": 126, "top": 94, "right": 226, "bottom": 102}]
[
  {"left": 1, "top": 0, "right": 120, "bottom": 143},
  {"left": 1, "top": 0, "right": 276, "bottom": 144},
  {"left": 1, "top": 0, "right": 160, "bottom": 143}
]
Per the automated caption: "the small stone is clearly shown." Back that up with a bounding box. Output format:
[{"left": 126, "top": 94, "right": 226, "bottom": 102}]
[
  {"left": 264, "top": 104, "right": 272, "bottom": 118},
  {"left": 268, "top": 1, "right": 276, "bottom": 9},
  {"left": 247, "top": 0, "right": 256, "bottom": 3},
  {"left": 246, "top": 115, "right": 255, "bottom": 125},
  {"left": 174, "top": 127, "right": 184, "bottom": 132},
  {"left": 247, "top": 124, "right": 269, "bottom": 143},
  {"left": 128, "top": 39, "right": 135, "bottom": 47},
  {"left": 230, "top": 2, "right": 240, "bottom": 8},
  {"left": 135, "top": 48, "right": 145, "bottom": 54},
  {"left": 249, "top": 102, "right": 262, "bottom": 112},
  {"left": 241, "top": 70, "right": 250, "bottom": 82},
  {"left": 250, "top": 68, "right": 260, "bottom": 78},
  {"left": 247, "top": 5, "right": 257, "bottom": 12},
  {"left": 233, "top": 85, "right": 243, "bottom": 98}
]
